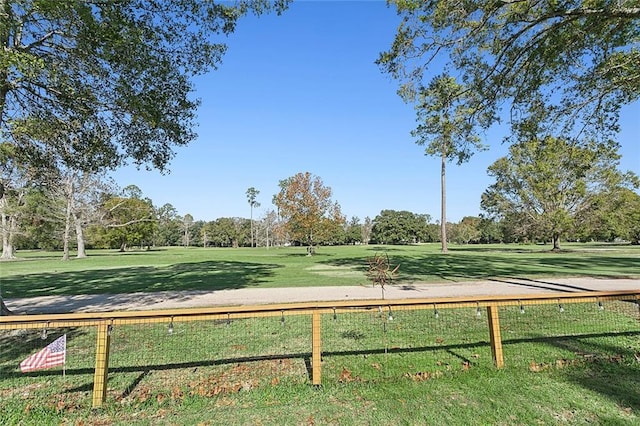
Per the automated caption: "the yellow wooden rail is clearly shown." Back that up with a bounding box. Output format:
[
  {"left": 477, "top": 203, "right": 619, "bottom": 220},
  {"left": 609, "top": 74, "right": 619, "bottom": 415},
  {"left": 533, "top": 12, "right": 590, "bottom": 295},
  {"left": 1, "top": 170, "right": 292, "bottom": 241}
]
[{"left": 1, "top": 290, "right": 638, "bottom": 408}]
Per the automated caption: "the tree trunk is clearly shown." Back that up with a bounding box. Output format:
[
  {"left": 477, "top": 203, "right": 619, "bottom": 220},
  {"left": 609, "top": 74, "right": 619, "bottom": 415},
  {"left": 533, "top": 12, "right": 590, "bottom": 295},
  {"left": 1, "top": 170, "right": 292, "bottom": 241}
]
[
  {"left": 1, "top": 207, "right": 15, "bottom": 260},
  {"left": 74, "top": 211, "right": 87, "bottom": 258},
  {"left": 440, "top": 148, "right": 448, "bottom": 253},
  {"left": 62, "top": 177, "right": 73, "bottom": 261},
  {"left": 250, "top": 206, "right": 254, "bottom": 248},
  {"left": 552, "top": 234, "right": 561, "bottom": 251}
]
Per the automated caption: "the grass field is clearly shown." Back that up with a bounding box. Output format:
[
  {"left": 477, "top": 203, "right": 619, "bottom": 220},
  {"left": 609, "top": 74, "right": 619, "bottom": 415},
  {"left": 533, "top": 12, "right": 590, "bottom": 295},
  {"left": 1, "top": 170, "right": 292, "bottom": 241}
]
[
  {"left": 1, "top": 243, "right": 639, "bottom": 298},
  {"left": 1, "top": 243, "right": 639, "bottom": 424}
]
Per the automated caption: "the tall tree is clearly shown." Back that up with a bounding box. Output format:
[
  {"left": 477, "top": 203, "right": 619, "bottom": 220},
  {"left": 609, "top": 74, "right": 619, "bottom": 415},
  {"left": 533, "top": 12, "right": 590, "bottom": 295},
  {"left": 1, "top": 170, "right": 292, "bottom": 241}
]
[
  {"left": 273, "top": 172, "right": 345, "bottom": 253},
  {"left": 182, "top": 213, "right": 194, "bottom": 247},
  {"left": 246, "top": 187, "right": 260, "bottom": 248},
  {"left": 361, "top": 216, "right": 373, "bottom": 245},
  {"left": 1, "top": 0, "right": 290, "bottom": 173},
  {"left": 481, "top": 137, "right": 637, "bottom": 250},
  {"left": 378, "top": 0, "right": 640, "bottom": 139},
  {"left": 154, "top": 203, "right": 181, "bottom": 246},
  {"left": 0, "top": 142, "right": 31, "bottom": 259},
  {"left": 412, "top": 74, "right": 484, "bottom": 253}
]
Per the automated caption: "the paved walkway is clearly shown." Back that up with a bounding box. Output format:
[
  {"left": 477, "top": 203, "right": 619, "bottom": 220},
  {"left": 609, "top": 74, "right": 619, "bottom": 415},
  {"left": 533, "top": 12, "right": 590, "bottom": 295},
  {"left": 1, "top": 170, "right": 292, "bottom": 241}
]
[{"left": 5, "top": 277, "right": 639, "bottom": 314}]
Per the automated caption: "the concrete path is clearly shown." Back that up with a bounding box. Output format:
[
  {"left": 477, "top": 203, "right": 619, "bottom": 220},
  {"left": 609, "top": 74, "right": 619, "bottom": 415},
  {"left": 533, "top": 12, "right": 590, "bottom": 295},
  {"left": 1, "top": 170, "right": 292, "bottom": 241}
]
[{"left": 5, "top": 277, "right": 639, "bottom": 314}]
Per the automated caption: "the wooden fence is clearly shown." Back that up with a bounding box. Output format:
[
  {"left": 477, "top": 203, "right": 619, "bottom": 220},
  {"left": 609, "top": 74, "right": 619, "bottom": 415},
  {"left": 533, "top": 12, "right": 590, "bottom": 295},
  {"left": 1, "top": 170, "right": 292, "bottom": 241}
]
[{"left": 1, "top": 290, "right": 638, "bottom": 408}]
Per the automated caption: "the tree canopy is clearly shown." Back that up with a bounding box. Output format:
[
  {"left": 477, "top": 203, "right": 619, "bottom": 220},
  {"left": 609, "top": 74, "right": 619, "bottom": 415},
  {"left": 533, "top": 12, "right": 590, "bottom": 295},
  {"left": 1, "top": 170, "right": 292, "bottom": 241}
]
[
  {"left": 370, "top": 210, "right": 432, "bottom": 245},
  {"left": 273, "top": 172, "right": 344, "bottom": 251},
  {"left": 481, "top": 137, "right": 638, "bottom": 250},
  {"left": 378, "top": 0, "right": 640, "bottom": 138},
  {"left": 0, "top": 0, "right": 289, "bottom": 172},
  {"left": 412, "top": 74, "right": 485, "bottom": 252}
]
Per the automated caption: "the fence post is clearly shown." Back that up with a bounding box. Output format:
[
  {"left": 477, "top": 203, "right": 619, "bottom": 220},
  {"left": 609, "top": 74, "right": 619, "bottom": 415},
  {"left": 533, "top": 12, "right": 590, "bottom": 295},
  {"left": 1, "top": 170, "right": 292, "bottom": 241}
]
[
  {"left": 312, "top": 309, "right": 322, "bottom": 385},
  {"left": 486, "top": 305, "right": 504, "bottom": 368},
  {"left": 92, "top": 321, "right": 112, "bottom": 408}
]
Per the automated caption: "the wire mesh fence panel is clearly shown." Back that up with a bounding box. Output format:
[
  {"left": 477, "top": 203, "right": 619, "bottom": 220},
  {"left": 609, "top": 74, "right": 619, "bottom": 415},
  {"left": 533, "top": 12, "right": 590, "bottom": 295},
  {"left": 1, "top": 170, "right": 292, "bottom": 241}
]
[
  {"left": 106, "top": 314, "right": 311, "bottom": 405},
  {"left": 0, "top": 326, "right": 98, "bottom": 418},
  {"left": 321, "top": 306, "right": 496, "bottom": 384},
  {"left": 500, "top": 299, "right": 640, "bottom": 370},
  {"left": 1, "top": 293, "right": 638, "bottom": 416}
]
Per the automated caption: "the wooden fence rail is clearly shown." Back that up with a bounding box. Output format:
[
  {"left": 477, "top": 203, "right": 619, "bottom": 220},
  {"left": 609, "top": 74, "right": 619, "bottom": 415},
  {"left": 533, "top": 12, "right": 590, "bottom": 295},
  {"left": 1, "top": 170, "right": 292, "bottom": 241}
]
[{"left": 1, "top": 290, "right": 638, "bottom": 408}]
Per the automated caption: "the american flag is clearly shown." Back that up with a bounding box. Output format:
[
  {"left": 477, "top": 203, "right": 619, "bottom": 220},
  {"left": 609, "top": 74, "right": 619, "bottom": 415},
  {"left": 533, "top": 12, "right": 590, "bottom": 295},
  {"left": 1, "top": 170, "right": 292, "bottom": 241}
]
[{"left": 20, "top": 334, "right": 66, "bottom": 373}]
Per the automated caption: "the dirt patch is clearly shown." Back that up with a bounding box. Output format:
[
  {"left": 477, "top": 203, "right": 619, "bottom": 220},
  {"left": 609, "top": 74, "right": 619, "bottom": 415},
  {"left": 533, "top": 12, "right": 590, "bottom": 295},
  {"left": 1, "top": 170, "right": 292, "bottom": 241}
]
[{"left": 306, "top": 265, "right": 363, "bottom": 278}]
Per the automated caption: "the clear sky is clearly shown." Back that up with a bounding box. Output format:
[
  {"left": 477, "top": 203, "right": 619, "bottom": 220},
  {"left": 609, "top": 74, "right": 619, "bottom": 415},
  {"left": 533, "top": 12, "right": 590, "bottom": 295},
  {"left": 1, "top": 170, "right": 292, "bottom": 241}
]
[{"left": 111, "top": 0, "right": 640, "bottom": 224}]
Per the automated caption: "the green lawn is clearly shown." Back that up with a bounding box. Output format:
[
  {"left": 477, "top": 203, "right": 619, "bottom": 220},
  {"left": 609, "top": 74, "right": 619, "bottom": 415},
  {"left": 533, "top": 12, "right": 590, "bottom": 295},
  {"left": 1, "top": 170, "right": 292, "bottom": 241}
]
[
  {"left": 1, "top": 301, "right": 639, "bottom": 424},
  {"left": 1, "top": 243, "right": 639, "bottom": 424},
  {"left": 1, "top": 243, "right": 639, "bottom": 298}
]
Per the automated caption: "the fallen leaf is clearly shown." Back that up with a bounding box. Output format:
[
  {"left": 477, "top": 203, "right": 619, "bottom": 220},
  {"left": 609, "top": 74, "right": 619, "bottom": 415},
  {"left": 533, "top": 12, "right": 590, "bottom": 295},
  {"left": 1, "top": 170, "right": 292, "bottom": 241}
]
[{"left": 339, "top": 368, "right": 354, "bottom": 383}]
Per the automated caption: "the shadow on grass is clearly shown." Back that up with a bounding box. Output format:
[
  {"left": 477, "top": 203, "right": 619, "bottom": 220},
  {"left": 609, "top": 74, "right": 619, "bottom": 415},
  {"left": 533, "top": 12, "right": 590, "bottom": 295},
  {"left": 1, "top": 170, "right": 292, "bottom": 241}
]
[
  {"left": 322, "top": 248, "right": 640, "bottom": 282},
  {"left": 4, "top": 330, "right": 637, "bottom": 391},
  {"left": 0, "top": 327, "right": 87, "bottom": 370},
  {"left": 541, "top": 332, "right": 640, "bottom": 412},
  {"left": 2, "top": 260, "right": 281, "bottom": 299}
]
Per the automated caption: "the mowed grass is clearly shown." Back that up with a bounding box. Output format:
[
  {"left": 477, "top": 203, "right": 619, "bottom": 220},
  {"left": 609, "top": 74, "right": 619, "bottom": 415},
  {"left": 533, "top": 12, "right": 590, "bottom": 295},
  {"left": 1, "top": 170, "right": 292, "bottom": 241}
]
[
  {"left": 1, "top": 243, "right": 639, "bottom": 424},
  {"left": 1, "top": 300, "right": 639, "bottom": 424},
  {"left": 1, "top": 242, "right": 639, "bottom": 298}
]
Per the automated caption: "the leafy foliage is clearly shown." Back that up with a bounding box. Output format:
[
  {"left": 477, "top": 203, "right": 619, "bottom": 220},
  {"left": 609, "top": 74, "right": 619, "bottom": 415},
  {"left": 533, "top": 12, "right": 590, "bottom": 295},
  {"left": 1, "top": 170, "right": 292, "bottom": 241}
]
[
  {"left": 378, "top": 0, "right": 640, "bottom": 138},
  {"left": 370, "top": 210, "right": 433, "bottom": 245},
  {"left": 0, "top": 0, "right": 290, "bottom": 172},
  {"left": 412, "top": 74, "right": 485, "bottom": 252},
  {"left": 273, "top": 172, "right": 345, "bottom": 249},
  {"left": 481, "top": 137, "right": 638, "bottom": 249},
  {"left": 94, "top": 195, "right": 156, "bottom": 251}
]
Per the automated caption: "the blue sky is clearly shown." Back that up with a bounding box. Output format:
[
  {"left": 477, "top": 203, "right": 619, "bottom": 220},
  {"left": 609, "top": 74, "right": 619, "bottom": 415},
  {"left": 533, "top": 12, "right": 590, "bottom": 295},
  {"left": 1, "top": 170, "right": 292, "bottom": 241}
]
[{"left": 111, "top": 1, "right": 639, "bottom": 224}]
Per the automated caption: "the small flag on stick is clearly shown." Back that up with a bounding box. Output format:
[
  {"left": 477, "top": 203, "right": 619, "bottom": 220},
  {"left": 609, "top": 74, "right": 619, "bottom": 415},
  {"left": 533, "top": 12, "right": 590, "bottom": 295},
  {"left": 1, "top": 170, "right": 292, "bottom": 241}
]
[{"left": 20, "top": 334, "right": 66, "bottom": 373}]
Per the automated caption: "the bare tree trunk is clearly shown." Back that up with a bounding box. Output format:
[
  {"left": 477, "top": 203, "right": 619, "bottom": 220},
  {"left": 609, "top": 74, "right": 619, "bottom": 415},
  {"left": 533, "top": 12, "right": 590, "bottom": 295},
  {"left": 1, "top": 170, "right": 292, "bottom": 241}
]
[
  {"left": 440, "top": 149, "right": 448, "bottom": 253},
  {"left": 250, "top": 205, "right": 254, "bottom": 248},
  {"left": 74, "top": 211, "right": 87, "bottom": 258},
  {"left": 62, "top": 177, "right": 73, "bottom": 261},
  {"left": 1, "top": 206, "right": 15, "bottom": 259},
  {"left": 552, "top": 234, "right": 561, "bottom": 251}
]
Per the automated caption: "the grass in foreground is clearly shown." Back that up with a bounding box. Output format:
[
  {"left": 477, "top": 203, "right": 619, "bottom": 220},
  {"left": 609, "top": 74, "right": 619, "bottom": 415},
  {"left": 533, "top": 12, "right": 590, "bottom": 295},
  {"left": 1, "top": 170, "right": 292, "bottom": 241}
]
[
  {"left": 1, "top": 243, "right": 639, "bottom": 299},
  {"left": 1, "top": 300, "right": 638, "bottom": 424}
]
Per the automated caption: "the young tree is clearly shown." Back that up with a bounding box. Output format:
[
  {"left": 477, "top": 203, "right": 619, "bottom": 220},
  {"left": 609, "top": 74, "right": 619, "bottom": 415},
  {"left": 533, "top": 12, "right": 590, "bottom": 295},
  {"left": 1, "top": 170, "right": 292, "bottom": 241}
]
[
  {"left": 481, "top": 137, "right": 637, "bottom": 250},
  {"left": 412, "top": 74, "right": 484, "bottom": 253},
  {"left": 378, "top": 1, "right": 639, "bottom": 139},
  {"left": 273, "top": 172, "right": 345, "bottom": 254},
  {"left": 246, "top": 187, "right": 260, "bottom": 247}
]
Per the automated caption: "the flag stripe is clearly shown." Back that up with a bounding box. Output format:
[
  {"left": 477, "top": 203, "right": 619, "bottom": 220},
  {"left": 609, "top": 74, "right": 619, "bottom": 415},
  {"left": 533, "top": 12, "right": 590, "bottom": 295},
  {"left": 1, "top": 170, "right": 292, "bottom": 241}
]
[{"left": 20, "top": 334, "right": 66, "bottom": 372}]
